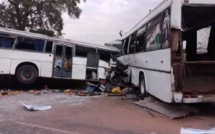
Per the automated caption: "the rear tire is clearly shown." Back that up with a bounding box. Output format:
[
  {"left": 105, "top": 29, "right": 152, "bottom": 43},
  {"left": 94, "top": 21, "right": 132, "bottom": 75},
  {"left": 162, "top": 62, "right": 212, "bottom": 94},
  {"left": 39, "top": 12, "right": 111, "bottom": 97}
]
[
  {"left": 16, "top": 65, "right": 38, "bottom": 85},
  {"left": 139, "top": 74, "right": 146, "bottom": 100}
]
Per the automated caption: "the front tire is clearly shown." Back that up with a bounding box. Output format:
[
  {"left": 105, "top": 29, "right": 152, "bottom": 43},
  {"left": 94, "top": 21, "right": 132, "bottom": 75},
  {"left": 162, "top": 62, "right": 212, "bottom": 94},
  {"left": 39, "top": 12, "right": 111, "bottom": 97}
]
[
  {"left": 16, "top": 65, "right": 38, "bottom": 85},
  {"left": 139, "top": 74, "right": 146, "bottom": 99}
]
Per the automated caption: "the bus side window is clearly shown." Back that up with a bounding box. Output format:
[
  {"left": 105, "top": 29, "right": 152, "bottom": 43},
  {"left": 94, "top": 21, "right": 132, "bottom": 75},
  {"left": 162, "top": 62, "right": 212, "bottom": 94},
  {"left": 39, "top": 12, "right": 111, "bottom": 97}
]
[
  {"left": 75, "top": 45, "right": 96, "bottom": 57},
  {"left": 123, "top": 38, "right": 129, "bottom": 54},
  {"left": 15, "top": 37, "right": 45, "bottom": 52},
  {"left": 129, "top": 38, "right": 136, "bottom": 54},
  {"left": 146, "top": 12, "right": 163, "bottom": 51},
  {"left": 0, "top": 35, "right": 15, "bottom": 49},
  {"left": 45, "top": 41, "right": 53, "bottom": 53},
  {"left": 136, "top": 32, "right": 146, "bottom": 52}
]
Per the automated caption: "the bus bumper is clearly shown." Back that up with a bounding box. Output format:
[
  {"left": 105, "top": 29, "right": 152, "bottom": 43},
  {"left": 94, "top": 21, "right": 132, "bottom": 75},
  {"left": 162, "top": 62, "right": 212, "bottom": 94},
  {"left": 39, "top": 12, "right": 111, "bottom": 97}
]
[{"left": 183, "top": 94, "right": 215, "bottom": 103}]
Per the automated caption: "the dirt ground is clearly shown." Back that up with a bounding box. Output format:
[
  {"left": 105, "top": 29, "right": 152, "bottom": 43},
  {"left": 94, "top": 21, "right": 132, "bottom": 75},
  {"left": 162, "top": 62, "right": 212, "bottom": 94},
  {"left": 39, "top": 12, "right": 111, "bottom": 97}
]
[{"left": 0, "top": 93, "right": 214, "bottom": 134}]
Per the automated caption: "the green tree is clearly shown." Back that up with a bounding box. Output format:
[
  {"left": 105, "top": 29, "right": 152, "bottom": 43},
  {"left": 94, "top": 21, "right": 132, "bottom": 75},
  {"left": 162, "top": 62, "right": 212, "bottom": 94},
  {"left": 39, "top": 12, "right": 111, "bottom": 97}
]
[{"left": 0, "top": 0, "right": 85, "bottom": 36}]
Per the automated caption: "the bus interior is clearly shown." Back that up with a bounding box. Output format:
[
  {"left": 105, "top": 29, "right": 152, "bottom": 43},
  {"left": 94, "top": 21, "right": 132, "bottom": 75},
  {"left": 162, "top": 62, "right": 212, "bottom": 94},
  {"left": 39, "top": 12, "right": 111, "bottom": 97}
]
[{"left": 180, "top": 4, "right": 215, "bottom": 95}]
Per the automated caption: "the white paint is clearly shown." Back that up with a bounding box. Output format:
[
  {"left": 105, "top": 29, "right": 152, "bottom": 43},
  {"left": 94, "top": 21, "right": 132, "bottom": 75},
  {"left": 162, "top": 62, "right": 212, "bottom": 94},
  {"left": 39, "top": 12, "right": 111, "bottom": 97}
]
[
  {"left": 183, "top": 94, "right": 215, "bottom": 103},
  {"left": 183, "top": 0, "right": 215, "bottom": 4},
  {"left": 119, "top": 49, "right": 172, "bottom": 103},
  {"left": 0, "top": 49, "right": 111, "bottom": 80},
  {"left": 173, "top": 92, "right": 183, "bottom": 103},
  {"left": 72, "top": 65, "right": 86, "bottom": 80},
  {"left": 0, "top": 49, "right": 53, "bottom": 77},
  {"left": 197, "top": 27, "right": 211, "bottom": 54},
  {"left": 134, "top": 49, "right": 171, "bottom": 72},
  {"left": 0, "top": 59, "right": 11, "bottom": 74},
  {"left": 0, "top": 27, "right": 115, "bottom": 81},
  {"left": 10, "top": 60, "right": 42, "bottom": 75},
  {"left": 98, "top": 67, "right": 106, "bottom": 79},
  {"left": 131, "top": 67, "right": 173, "bottom": 103},
  {"left": 99, "top": 60, "right": 110, "bottom": 68},
  {"left": 41, "top": 62, "right": 53, "bottom": 77},
  {"left": 171, "top": 0, "right": 182, "bottom": 29},
  {"left": 73, "top": 57, "right": 87, "bottom": 65}
]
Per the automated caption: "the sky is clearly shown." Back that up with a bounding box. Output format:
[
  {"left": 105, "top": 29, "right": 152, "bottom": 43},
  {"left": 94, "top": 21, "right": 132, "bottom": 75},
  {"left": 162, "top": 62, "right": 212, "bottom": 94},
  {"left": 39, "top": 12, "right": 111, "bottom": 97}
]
[{"left": 62, "top": 0, "right": 163, "bottom": 45}]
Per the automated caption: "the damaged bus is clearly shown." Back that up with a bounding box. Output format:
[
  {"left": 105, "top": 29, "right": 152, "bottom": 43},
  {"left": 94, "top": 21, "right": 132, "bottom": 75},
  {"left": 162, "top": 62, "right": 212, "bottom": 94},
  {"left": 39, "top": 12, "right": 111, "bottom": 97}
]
[
  {"left": 117, "top": 0, "right": 215, "bottom": 103},
  {"left": 0, "top": 27, "right": 118, "bottom": 84}
]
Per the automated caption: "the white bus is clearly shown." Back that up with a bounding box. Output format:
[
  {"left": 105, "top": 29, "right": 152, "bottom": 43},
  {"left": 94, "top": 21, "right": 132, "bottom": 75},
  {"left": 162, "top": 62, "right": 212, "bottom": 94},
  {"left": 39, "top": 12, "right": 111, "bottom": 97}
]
[
  {"left": 117, "top": 0, "right": 215, "bottom": 103},
  {"left": 0, "top": 27, "right": 118, "bottom": 85}
]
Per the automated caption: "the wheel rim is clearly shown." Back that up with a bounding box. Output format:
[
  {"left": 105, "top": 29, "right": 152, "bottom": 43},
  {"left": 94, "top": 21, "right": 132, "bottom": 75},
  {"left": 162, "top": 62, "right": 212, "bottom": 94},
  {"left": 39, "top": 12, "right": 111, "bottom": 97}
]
[
  {"left": 21, "top": 70, "right": 33, "bottom": 81},
  {"left": 140, "top": 78, "right": 145, "bottom": 95}
]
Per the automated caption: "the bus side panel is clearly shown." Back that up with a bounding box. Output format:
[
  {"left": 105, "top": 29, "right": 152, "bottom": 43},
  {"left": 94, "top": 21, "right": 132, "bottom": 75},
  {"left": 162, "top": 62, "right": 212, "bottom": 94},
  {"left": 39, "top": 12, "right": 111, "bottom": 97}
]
[
  {"left": 131, "top": 67, "right": 139, "bottom": 86},
  {"left": 10, "top": 60, "right": 41, "bottom": 76},
  {"left": 131, "top": 67, "right": 173, "bottom": 103},
  {"left": 98, "top": 67, "right": 106, "bottom": 79},
  {"left": 41, "top": 62, "right": 53, "bottom": 78},
  {"left": 144, "top": 70, "right": 173, "bottom": 103},
  {"left": 72, "top": 57, "right": 87, "bottom": 80},
  {"left": 0, "top": 59, "right": 11, "bottom": 74},
  {"left": 72, "top": 65, "right": 86, "bottom": 80},
  {"left": 73, "top": 57, "right": 87, "bottom": 65},
  {"left": 99, "top": 60, "right": 109, "bottom": 68},
  {"left": 134, "top": 49, "right": 171, "bottom": 72}
]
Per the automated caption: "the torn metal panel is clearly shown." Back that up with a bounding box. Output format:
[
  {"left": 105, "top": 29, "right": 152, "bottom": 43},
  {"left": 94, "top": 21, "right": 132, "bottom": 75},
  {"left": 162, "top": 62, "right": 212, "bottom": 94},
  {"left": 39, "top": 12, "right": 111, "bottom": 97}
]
[
  {"left": 183, "top": 94, "right": 215, "bottom": 103},
  {"left": 117, "top": 56, "right": 131, "bottom": 66},
  {"left": 171, "top": 29, "right": 181, "bottom": 52},
  {"left": 173, "top": 63, "right": 184, "bottom": 91},
  {"left": 134, "top": 98, "right": 198, "bottom": 119}
]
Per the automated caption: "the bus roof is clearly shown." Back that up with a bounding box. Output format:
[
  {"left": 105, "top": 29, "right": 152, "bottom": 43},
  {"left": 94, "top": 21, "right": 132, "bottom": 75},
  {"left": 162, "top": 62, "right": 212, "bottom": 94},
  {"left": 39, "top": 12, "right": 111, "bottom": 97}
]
[
  {"left": 0, "top": 27, "right": 119, "bottom": 52},
  {"left": 121, "top": 0, "right": 172, "bottom": 40}
]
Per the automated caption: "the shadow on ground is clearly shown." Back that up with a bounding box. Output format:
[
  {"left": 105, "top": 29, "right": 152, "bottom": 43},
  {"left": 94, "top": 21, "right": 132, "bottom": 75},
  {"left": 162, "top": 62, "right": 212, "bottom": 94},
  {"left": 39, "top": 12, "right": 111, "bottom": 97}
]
[{"left": 0, "top": 75, "right": 86, "bottom": 90}]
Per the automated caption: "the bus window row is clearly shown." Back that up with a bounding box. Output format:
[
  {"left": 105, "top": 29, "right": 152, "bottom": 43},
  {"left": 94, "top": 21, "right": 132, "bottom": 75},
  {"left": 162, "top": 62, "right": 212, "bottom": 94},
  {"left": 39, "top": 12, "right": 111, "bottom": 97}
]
[
  {"left": 122, "top": 8, "right": 171, "bottom": 55},
  {"left": 0, "top": 33, "right": 112, "bottom": 61}
]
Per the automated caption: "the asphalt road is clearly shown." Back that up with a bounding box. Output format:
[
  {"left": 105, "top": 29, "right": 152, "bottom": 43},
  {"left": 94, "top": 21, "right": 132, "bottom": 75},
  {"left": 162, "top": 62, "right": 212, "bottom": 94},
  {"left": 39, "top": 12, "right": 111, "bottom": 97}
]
[{"left": 0, "top": 93, "right": 214, "bottom": 134}]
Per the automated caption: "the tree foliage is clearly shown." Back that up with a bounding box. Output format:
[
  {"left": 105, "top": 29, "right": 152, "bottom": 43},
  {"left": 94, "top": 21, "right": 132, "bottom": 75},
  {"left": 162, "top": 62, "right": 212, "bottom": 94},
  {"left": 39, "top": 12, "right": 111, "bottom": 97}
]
[{"left": 0, "top": 0, "right": 85, "bottom": 36}]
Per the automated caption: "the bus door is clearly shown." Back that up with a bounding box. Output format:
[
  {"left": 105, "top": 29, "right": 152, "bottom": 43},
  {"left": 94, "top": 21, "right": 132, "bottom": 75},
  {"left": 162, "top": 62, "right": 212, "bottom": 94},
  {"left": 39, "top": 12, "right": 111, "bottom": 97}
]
[
  {"left": 86, "top": 53, "right": 100, "bottom": 80},
  {"left": 53, "top": 44, "right": 73, "bottom": 78}
]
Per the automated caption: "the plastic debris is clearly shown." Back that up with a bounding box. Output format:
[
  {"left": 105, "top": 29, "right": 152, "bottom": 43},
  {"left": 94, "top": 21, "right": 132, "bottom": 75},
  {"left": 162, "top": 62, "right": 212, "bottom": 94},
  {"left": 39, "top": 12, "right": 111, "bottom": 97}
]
[
  {"left": 112, "top": 87, "right": 122, "bottom": 94},
  {"left": 180, "top": 127, "right": 215, "bottom": 134},
  {"left": 63, "top": 89, "right": 74, "bottom": 95},
  {"left": 22, "top": 102, "right": 51, "bottom": 111}
]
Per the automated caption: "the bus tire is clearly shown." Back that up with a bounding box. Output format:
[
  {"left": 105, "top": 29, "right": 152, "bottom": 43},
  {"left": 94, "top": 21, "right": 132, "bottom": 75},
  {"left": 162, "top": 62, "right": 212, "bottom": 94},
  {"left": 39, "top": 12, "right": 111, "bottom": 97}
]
[
  {"left": 16, "top": 65, "right": 38, "bottom": 85},
  {"left": 139, "top": 74, "right": 146, "bottom": 100}
]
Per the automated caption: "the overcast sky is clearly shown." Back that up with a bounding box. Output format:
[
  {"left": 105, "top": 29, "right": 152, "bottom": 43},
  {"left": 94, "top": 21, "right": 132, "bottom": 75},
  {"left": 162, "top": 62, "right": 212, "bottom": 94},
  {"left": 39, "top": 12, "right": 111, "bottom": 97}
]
[{"left": 62, "top": 0, "right": 163, "bottom": 45}]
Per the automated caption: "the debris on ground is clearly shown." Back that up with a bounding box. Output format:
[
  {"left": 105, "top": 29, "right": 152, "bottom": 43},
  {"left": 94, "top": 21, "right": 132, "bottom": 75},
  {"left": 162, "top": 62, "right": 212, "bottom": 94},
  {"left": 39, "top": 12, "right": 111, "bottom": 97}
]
[
  {"left": 29, "top": 89, "right": 54, "bottom": 95},
  {"left": 180, "top": 127, "right": 215, "bottom": 134},
  {"left": 104, "top": 57, "right": 139, "bottom": 100},
  {"left": 21, "top": 102, "right": 51, "bottom": 111},
  {"left": 75, "top": 91, "right": 101, "bottom": 96},
  {"left": 112, "top": 87, "right": 122, "bottom": 94},
  {"left": 63, "top": 89, "right": 73, "bottom": 95},
  {"left": 8, "top": 91, "right": 20, "bottom": 95},
  {"left": 134, "top": 97, "right": 198, "bottom": 119},
  {"left": 86, "top": 81, "right": 106, "bottom": 92},
  {"left": 0, "top": 89, "right": 21, "bottom": 96}
]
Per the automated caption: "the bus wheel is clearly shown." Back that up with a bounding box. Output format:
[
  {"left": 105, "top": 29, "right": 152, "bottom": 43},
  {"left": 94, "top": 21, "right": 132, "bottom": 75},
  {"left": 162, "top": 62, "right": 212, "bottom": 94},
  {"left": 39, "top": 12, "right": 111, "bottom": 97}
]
[
  {"left": 139, "top": 74, "right": 146, "bottom": 100},
  {"left": 16, "top": 65, "right": 38, "bottom": 85}
]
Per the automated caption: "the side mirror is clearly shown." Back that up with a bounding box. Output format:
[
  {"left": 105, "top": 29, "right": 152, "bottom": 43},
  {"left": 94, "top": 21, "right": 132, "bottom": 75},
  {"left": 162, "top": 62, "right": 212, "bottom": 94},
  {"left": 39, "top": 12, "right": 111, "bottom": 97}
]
[{"left": 183, "top": 41, "right": 187, "bottom": 50}]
